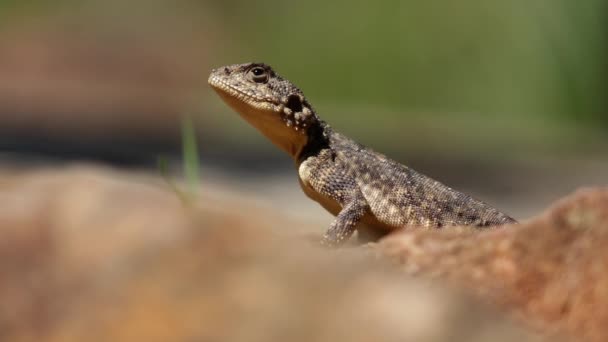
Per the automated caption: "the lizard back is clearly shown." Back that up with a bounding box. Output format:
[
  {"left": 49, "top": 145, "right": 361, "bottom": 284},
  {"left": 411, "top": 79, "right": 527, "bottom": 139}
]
[{"left": 329, "top": 130, "right": 516, "bottom": 228}]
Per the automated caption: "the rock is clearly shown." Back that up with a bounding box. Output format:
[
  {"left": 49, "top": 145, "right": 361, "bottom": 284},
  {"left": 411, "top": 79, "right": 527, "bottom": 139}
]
[
  {"left": 0, "top": 165, "right": 537, "bottom": 342},
  {"left": 378, "top": 187, "right": 608, "bottom": 342}
]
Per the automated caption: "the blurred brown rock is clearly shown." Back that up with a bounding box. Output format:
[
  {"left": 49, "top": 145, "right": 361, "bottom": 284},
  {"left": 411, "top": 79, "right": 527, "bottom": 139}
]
[
  {"left": 0, "top": 14, "right": 210, "bottom": 142},
  {"left": 0, "top": 165, "right": 537, "bottom": 342},
  {"left": 378, "top": 187, "right": 608, "bottom": 342}
]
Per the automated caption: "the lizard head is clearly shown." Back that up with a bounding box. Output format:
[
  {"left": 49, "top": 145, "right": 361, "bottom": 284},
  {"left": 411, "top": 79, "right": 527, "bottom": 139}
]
[{"left": 208, "top": 63, "right": 319, "bottom": 158}]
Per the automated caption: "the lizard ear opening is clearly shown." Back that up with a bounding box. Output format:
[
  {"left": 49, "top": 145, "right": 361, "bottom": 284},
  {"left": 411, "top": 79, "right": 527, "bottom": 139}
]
[{"left": 285, "top": 94, "right": 303, "bottom": 113}]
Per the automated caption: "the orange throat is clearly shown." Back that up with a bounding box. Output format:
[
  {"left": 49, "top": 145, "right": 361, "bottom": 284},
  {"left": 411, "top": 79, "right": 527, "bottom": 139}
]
[{"left": 213, "top": 88, "right": 309, "bottom": 159}]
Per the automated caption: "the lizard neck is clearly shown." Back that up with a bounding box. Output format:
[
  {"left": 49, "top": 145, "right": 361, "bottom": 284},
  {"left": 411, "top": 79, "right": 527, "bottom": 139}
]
[
  {"left": 296, "top": 120, "right": 331, "bottom": 163},
  {"left": 243, "top": 113, "right": 310, "bottom": 159},
  {"left": 251, "top": 102, "right": 327, "bottom": 161},
  {"left": 213, "top": 86, "right": 313, "bottom": 159},
  {"left": 247, "top": 109, "right": 326, "bottom": 160}
]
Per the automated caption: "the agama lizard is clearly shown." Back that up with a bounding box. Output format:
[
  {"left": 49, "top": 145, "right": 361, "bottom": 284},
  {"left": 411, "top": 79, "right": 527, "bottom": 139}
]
[{"left": 208, "top": 63, "right": 517, "bottom": 246}]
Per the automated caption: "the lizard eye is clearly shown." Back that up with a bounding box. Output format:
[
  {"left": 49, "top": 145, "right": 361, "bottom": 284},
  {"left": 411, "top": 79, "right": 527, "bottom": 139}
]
[{"left": 249, "top": 67, "right": 268, "bottom": 83}]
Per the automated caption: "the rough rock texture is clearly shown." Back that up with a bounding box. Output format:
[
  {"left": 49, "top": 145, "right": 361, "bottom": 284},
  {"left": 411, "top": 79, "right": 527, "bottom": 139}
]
[
  {"left": 378, "top": 187, "right": 608, "bottom": 342},
  {"left": 0, "top": 165, "right": 537, "bottom": 342}
]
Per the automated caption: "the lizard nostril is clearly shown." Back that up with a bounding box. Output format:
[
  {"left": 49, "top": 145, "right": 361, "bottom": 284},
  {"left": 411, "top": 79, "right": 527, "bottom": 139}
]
[{"left": 223, "top": 67, "right": 230, "bottom": 74}]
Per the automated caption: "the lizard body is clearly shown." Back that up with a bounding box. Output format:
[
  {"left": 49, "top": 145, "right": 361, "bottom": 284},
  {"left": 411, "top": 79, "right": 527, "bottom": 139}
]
[{"left": 209, "top": 62, "right": 516, "bottom": 246}]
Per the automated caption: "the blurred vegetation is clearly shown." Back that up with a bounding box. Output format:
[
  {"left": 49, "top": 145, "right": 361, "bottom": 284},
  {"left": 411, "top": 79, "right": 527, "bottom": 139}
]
[
  {"left": 182, "top": 114, "right": 201, "bottom": 194},
  {"left": 213, "top": 0, "right": 606, "bottom": 123},
  {"left": 208, "top": 0, "right": 607, "bottom": 158},
  {"left": 0, "top": 0, "right": 606, "bottom": 159}
]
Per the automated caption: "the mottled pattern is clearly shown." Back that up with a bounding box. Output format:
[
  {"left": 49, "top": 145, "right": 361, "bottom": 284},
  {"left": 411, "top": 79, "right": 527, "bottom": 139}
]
[
  {"left": 329, "top": 132, "right": 516, "bottom": 228},
  {"left": 298, "top": 148, "right": 368, "bottom": 245},
  {"left": 209, "top": 62, "right": 517, "bottom": 246}
]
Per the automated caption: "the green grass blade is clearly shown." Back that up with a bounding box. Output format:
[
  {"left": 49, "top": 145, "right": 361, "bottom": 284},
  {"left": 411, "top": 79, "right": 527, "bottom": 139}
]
[{"left": 181, "top": 115, "right": 201, "bottom": 196}]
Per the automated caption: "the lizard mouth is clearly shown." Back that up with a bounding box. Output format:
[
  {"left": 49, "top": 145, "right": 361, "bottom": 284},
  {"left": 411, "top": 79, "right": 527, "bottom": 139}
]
[{"left": 208, "top": 75, "right": 282, "bottom": 112}]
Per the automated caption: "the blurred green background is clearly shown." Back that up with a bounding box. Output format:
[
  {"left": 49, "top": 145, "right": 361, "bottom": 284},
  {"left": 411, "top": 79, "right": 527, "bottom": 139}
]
[
  {"left": 211, "top": 0, "right": 607, "bottom": 157},
  {"left": 210, "top": 0, "right": 608, "bottom": 159},
  {"left": 0, "top": 0, "right": 606, "bottom": 216}
]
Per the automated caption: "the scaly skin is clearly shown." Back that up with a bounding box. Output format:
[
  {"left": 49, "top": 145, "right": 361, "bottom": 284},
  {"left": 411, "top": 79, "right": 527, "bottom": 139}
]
[{"left": 208, "top": 62, "right": 516, "bottom": 246}]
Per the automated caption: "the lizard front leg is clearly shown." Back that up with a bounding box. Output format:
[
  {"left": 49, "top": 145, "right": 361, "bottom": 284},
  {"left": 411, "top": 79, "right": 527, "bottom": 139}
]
[
  {"left": 299, "top": 149, "right": 371, "bottom": 246},
  {"left": 321, "top": 194, "right": 368, "bottom": 246}
]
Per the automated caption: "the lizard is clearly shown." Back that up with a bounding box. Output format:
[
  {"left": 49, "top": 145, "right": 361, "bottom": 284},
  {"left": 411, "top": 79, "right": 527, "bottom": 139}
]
[{"left": 208, "top": 62, "right": 517, "bottom": 246}]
